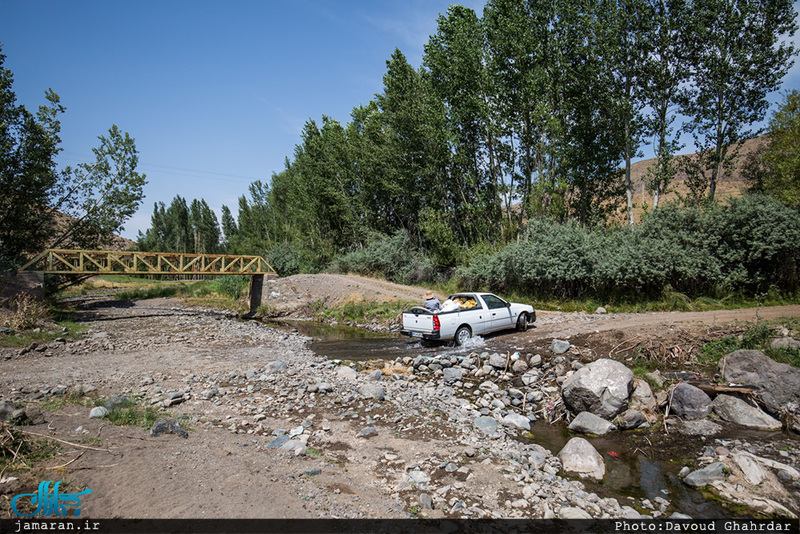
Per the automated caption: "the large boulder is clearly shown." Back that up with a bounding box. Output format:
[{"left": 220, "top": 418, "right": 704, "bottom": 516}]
[
  {"left": 561, "top": 358, "right": 633, "bottom": 419},
  {"left": 712, "top": 394, "right": 782, "bottom": 431},
  {"left": 718, "top": 350, "right": 800, "bottom": 412},
  {"left": 557, "top": 437, "right": 605, "bottom": 480},
  {"left": 669, "top": 382, "right": 712, "bottom": 420}
]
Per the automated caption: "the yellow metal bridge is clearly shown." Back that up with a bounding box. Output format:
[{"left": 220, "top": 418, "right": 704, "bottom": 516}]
[
  {"left": 19, "top": 249, "right": 274, "bottom": 276},
  {"left": 18, "top": 249, "right": 276, "bottom": 314}
]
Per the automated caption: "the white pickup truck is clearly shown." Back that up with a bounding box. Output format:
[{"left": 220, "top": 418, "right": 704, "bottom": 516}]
[{"left": 400, "top": 292, "right": 535, "bottom": 345}]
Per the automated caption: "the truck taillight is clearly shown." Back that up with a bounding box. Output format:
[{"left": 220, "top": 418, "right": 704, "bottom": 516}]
[{"left": 433, "top": 315, "right": 440, "bottom": 331}]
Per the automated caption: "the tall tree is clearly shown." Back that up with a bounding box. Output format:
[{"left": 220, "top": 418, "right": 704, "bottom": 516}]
[
  {"left": 189, "top": 198, "right": 220, "bottom": 253},
  {"left": 680, "top": 0, "right": 797, "bottom": 202},
  {"left": 641, "top": 0, "right": 688, "bottom": 209},
  {"left": 50, "top": 125, "right": 146, "bottom": 249},
  {"left": 1, "top": 47, "right": 145, "bottom": 265},
  {"left": 0, "top": 48, "right": 63, "bottom": 266},
  {"left": 558, "top": 0, "right": 625, "bottom": 225},
  {"left": 606, "top": 0, "right": 654, "bottom": 224},
  {"left": 220, "top": 204, "right": 238, "bottom": 249},
  {"left": 425, "top": 5, "right": 501, "bottom": 241},
  {"left": 376, "top": 49, "right": 451, "bottom": 243}
]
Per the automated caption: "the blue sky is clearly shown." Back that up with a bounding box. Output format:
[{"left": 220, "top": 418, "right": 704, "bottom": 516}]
[{"left": 2, "top": 0, "right": 798, "bottom": 240}]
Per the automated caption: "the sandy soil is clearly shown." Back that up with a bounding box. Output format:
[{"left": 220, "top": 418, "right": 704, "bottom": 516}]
[{"left": 1, "top": 274, "right": 799, "bottom": 520}]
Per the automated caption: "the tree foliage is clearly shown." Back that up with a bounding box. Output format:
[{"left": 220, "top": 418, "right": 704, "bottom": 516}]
[
  {"left": 745, "top": 90, "right": 800, "bottom": 209},
  {"left": 0, "top": 46, "right": 145, "bottom": 267}
]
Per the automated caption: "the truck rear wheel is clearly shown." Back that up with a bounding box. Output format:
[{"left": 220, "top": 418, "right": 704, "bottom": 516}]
[
  {"left": 454, "top": 325, "right": 472, "bottom": 346},
  {"left": 516, "top": 313, "right": 528, "bottom": 332}
]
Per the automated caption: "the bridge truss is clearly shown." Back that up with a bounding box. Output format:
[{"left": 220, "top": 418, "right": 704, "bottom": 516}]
[{"left": 18, "top": 249, "right": 275, "bottom": 314}]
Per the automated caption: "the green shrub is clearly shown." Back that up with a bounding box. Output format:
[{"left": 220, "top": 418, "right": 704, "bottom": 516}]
[
  {"left": 456, "top": 195, "right": 800, "bottom": 300},
  {"left": 330, "top": 231, "right": 437, "bottom": 285},
  {"left": 268, "top": 243, "right": 315, "bottom": 277}
]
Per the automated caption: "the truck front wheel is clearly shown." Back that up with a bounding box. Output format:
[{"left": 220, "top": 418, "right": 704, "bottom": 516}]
[{"left": 454, "top": 325, "right": 472, "bottom": 346}]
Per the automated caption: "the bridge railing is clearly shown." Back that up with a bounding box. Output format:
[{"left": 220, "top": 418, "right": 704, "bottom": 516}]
[{"left": 18, "top": 249, "right": 275, "bottom": 276}]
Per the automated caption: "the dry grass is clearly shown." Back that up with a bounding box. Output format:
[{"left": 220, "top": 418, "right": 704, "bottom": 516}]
[{"left": 2, "top": 294, "right": 49, "bottom": 331}]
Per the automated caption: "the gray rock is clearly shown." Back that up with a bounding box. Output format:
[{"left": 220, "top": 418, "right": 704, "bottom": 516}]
[
  {"left": 557, "top": 437, "right": 605, "bottom": 480},
  {"left": 105, "top": 396, "right": 131, "bottom": 410},
  {"left": 474, "top": 416, "right": 500, "bottom": 435},
  {"left": 613, "top": 409, "right": 647, "bottom": 430},
  {"left": 442, "top": 367, "right": 463, "bottom": 384},
  {"left": 646, "top": 371, "right": 664, "bottom": 388},
  {"left": 0, "top": 327, "right": 12, "bottom": 334},
  {"left": 266, "top": 361, "right": 288, "bottom": 373},
  {"left": 24, "top": 405, "right": 45, "bottom": 425},
  {"left": 683, "top": 462, "right": 726, "bottom": 488},
  {"left": 489, "top": 353, "right": 506, "bottom": 369},
  {"left": 336, "top": 366, "right": 358, "bottom": 380},
  {"left": 530, "top": 354, "right": 543, "bottom": 368},
  {"left": 357, "top": 384, "right": 385, "bottom": 401},
  {"left": 89, "top": 406, "right": 108, "bottom": 419},
  {"left": 630, "top": 378, "right": 657, "bottom": 412},
  {"left": 568, "top": 411, "right": 617, "bottom": 435},
  {"left": 719, "top": 350, "right": 800, "bottom": 412},
  {"left": 712, "top": 394, "right": 782, "bottom": 431},
  {"left": 367, "top": 370, "right": 382, "bottom": 381},
  {"left": 559, "top": 507, "right": 592, "bottom": 519},
  {"left": 149, "top": 418, "right": 188, "bottom": 438},
  {"left": 521, "top": 371, "right": 539, "bottom": 387},
  {"left": 771, "top": 337, "right": 800, "bottom": 351},
  {"left": 357, "top": 426, "right": 377, "bottom": 438},
  {"left": 551, "top": 339, "right": 571, "bottom": 354},
  {"left": 503, "top": 412, "right": 531, "bottom": 431},
  {"left": 306, "top": 468, "right": 322, "bottom": 477},
  {"left": 266, "top": 435, "right": 291, "bottom": 448},
  {"left": 669, "top": 383, "right": 712, "bottom": 420},
  {"left": 419, "top": 493, "right": 434, "bottom": 510},
  {"left": 678, "top": 419, "right": 722, "bottom": 436},
  {"left": 280, "top": 440, "right": 306, "bottom": 452},
  {"left": 408, "top": 470, "right": 430, "bottom": 485},
  {"left": 561, "top": 358, "right": 633, "bottom": 419},
  {"left": 595, "top": 307, "right": 607, "bottom": 315},
  {"left": 528, "top": 445, "right": 548, "bottom": 469},
  {"left": 512, "top": 359, "right": 529, "bottom": 374},
  {"left": 0, "top": 401, "right": 14, "bottom": 421}
]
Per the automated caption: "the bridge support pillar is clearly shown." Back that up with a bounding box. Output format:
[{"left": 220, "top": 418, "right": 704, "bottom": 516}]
[{"left": 247, "top": 274, "right": 264, "bottom": 316}]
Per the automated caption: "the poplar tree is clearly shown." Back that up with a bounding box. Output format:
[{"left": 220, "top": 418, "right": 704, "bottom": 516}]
[{"left": 680, "top": 0, "right": 797, "bottom": 202}]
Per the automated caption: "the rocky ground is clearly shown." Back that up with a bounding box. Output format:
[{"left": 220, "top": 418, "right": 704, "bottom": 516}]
[{"left": 0, "top": 278, "right": 799, "bottom": 520}]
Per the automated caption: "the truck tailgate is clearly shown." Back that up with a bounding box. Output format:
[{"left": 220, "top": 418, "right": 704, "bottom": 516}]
[{"left": 402, "top": 310, "right": 434, "bottom": 334}]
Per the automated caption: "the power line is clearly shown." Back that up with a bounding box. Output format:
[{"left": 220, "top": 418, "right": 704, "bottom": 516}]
[{"left": 58, "top": 152, "right": 264, "bottom": 184}]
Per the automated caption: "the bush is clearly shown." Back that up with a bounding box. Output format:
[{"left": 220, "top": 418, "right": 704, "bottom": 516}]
[
  {"left": 330, "top": 231, "right": 437, "bottom": 285},
  {"left": 456, "top": 195, "right": 800, "bottom": 300},
  {"left": 268, "top": 243, "right": 314, "bottom": 277}
]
